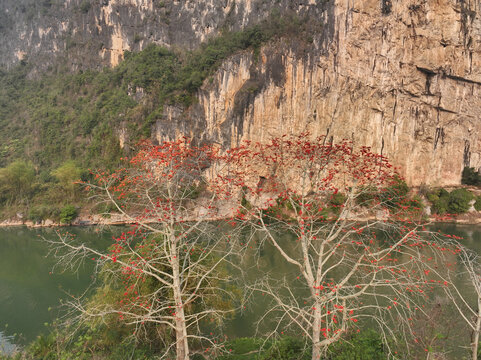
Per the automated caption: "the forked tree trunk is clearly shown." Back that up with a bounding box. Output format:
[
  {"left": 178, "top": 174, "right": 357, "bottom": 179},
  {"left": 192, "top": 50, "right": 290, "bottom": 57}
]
[{"left": 171, "top": 240, "right": 189, "bottom": 360}]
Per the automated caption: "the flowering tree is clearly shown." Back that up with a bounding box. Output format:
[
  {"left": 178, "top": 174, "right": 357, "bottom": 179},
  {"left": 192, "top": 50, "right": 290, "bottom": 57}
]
[
  {"left": 45, "top": 134, "right": 465, "bottom": 359},
  {"left": 46, "top": 139, "right": 242, "bottom": 360},
  {"left": 219, "top": 134, "right": 452, "bottom": 359}
]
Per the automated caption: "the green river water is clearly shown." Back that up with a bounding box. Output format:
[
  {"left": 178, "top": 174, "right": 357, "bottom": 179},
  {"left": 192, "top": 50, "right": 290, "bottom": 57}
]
[{"left": 0, "top": 224, "right": 481, "bottom": 356}]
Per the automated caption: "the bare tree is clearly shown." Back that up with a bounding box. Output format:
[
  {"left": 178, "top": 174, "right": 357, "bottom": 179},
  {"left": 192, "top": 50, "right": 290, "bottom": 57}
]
[
  {"left": 45, "top": 139, "right": 243, "bottom": 360},
  {"left": 220, "top": 134, "right": 451, "bottom": 360}
]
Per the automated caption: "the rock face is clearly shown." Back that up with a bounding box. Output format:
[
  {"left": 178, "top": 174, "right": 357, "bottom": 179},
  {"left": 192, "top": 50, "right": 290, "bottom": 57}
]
[
  {"left": 0, "top": 0, "right": 322, "bottom": 69},
  {"left": 157, "top": 0, "right": 481, "bottom": 186},
  {"left": 1, "top": 0, "right": 481, "bottom": 186}
]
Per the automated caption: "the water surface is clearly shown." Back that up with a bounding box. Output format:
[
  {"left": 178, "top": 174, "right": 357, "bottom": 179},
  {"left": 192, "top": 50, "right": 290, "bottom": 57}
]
[
  {"left": 0, "top": 223, "right": 480, "bottom": 356},
  {"left": 0, "top": 226, "right": 116, "bottom": 349}
]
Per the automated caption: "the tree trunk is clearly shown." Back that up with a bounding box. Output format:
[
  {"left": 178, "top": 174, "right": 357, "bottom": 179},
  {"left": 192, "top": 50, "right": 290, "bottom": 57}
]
[
  {"left": 172, "top": 240, "right": 189, "bottom": 360},
  {"left": 311, "top": 306, "right": 322, "bottom": 360},
  {"left": 472, "top": 298, "right": 481, "bottom": 360}
]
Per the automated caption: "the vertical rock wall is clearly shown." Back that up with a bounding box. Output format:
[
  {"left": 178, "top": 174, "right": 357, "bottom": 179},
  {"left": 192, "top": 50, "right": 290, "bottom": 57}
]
[
  {"left": 155, "top": 0, "right": 481, "bottom": 186},
  {"left": 0, "top": 0, "right": 324, "bottom": 69}
]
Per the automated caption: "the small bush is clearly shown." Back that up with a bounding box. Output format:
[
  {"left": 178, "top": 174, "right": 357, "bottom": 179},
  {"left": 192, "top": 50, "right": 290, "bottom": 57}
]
[
  {"left": 426, "top": 191, "right": 439, "bottom": 203},
  {"left": 427, "top": 188, "right": 449, "bottom": 214},
  {"left": 432, "top": 195, "right": 449, "bottom": 215},
  {"left": 260, "top": 337, "right": 310, "bottom": 360},
  {"left": 330, "top": 192, "right": 346, "bottom": 206},
  {"left": 462, "top": 167, "right": 481, "bottom": 186},
  {"left": 401, "top": 194, "right": 424, "bottom": 214},
  {"left": 28, "top": 205, "right": 51, "bottom": 222},
  {"left": 448, "top": 188, "right": 474, "bottom": 214},
  {"left": 28, "top": 332, "right": 57, "bottom": 360},
  {"left": 427, "top": 188, "right": 474, "bottom": 214},
  {"left": 59, "top": 205, "right": 78, "bottom": 224},
  {"left": 216, "top": 337, "right": 266, "bottom": 359},
  {"left": 475, "top": 196, "right": 481, "bottom": 211}
]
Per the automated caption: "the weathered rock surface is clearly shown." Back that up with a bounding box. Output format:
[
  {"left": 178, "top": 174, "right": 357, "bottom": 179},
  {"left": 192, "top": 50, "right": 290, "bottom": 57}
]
[
  {"left": 0, "top": 0, "right": 323, "bottom": 69},
  {"left": 157, "top": 0, "right": 481, "bottom": 186}
]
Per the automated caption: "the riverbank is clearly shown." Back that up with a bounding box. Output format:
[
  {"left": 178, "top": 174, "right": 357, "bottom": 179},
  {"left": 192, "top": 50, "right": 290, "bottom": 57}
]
[
  {"left": 2, "top": 208, "right": 481, "bottom": 228},
  {"left": 0, "top": 213, "right": 145, "bottom": 228}
]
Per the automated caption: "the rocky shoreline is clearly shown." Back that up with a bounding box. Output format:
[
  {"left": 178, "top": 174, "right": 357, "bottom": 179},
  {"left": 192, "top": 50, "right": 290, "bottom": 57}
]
[
  {"left": 1, "top": 209, "right": 481, "bottom": 228},
  {"left": 0, "top": 214, "right": 134, "bottom": 228}
]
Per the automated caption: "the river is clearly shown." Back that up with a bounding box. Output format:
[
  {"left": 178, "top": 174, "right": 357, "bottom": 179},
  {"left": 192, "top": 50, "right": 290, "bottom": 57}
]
[
  {"left": 0, "top": 223, "right": 480, "bottom": 356},
  {"left": 0, "top": 226, "right": 115, "bottom": 353}
]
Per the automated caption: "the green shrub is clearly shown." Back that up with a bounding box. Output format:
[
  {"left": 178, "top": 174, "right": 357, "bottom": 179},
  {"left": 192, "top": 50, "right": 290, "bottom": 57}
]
[
  {"left": 28, "top": 205, "right": 51, "bottom": 222},
  {"left": 475, "top": 196, "right": 481, "bottom": 211},
  {"left": 401, "top": 194, "right": 424, "bottom": 214},
  {"left": 448, "top": 188, "right": 473, "bottom": 214},
  {"left": 260, "top": 337, "right": 310, "bottom": 360},
  {"left": 462, "top": 166, "right": 481, "bottom": 186},
  {"left": 28, "top": 332, "right": 58, "bottom": 360},
  {"left": 326, "top": 330, "right": 387, "bottom": 360},
  {"left": 0, "top": 160, "right": 36, "bottom": 203},
  {"left": 428, "top": 188, "right": 474, "bottom": 214},
  {"left": 427, "top": 188, "right": 449, "bottom": 214},
  {"left": 59, "top": 205, "right": 78, "bottom": 223},
  {"left": 51, "top": 160, "right": 83, "bottom": 198},
  {"left": 18, "top": 322, "right": 158, "bottom": 360},
  {"left": 426, "top": 191, "right": 439, "bottom": 203},
  {"left": 217, "top": 337, "right": 266, "bottom": 359},
  {"left": 432, "top": 195, "right": 450, "bottom": 215},
  {"left": 438, "top": 188, "right": 450, "bottom": 198},
  {"left": 390, "top": 176, "right": 409, "bottom": 197}
]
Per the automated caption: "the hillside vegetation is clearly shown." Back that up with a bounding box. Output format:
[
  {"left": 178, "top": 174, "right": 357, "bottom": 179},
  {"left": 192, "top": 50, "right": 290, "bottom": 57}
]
[{"left": 0, "top": 11, "right": 315, "bottom": 219}]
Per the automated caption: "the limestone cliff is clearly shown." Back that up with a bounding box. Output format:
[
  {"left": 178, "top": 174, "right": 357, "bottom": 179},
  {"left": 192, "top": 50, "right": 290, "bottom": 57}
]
[
  {"left": 1, "top": 0, "right": 480, "bottom": 186},
  {"left": 156, "top": 0, "right": 481, "bottom": 186},
  {"left": 0, "top": 0, "right": 322, "bottom": 69}
]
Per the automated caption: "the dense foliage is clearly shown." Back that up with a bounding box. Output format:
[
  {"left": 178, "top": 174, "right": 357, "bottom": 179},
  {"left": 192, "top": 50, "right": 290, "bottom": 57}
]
[
  {"left": 1, "top": 330, "right": 389, "bottom": 360},
  {"left": 0, "top": 11, "right": 315, "bottom": 220},
  {"left": 462, "top": 166, "right": 481, "bottom": 186},
  {"left": 427, "top": 188, "right": 474, "bottom": 215}
]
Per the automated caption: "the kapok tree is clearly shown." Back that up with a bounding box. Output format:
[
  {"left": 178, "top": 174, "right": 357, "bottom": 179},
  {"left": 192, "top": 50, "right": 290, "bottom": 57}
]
[
  {"left": 218, "top": 133, "right": 451, "bottom": 360},
  {"left": 46, "top": 139, "right": 242, "bottom": 360}
]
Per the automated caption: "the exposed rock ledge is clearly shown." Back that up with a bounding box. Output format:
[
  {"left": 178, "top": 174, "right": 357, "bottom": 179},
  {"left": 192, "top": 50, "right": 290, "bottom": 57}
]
[{"left": 2, "top": 211, "right": 481, "bottom": 228}]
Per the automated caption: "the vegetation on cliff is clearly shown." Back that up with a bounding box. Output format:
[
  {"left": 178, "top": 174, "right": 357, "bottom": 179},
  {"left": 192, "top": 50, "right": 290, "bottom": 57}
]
[
  {"left": 462, "top": 167, "right": 481, "bottom": 187},
  {"left": 0, "top": 10, "right": 316, "bottom": 220}
]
